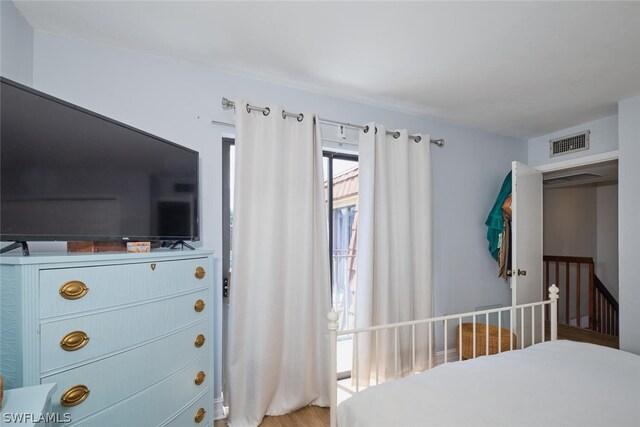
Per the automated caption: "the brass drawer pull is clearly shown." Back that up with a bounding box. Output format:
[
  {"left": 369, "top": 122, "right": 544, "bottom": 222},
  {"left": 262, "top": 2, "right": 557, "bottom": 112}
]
[
  {"left": 60, "top": 331, "right": 90, "bottom": 352},
  {"left": 194, "top": 370, "right": 206, "bottom": 386},
  {"left": 194, "top": 334, "right": 206, "bottom": 348},
  {"left": 194, "top": 407, "right": 206, "bottom": 423},
  {"left": 59, "top": 281, "right": 89, "bottom": 300},
  {"left": 60, "top": 385, "right": 90, "bottom": 407},
  {"left": 194, "top": 299, "right": 205, "bottom": 312},
  {"left": 194, "top": 266, "right": 206, "bottom": 280}
]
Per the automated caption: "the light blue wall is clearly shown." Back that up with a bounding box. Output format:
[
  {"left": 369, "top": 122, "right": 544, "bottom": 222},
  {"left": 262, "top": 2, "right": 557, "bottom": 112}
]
[
  {"left": 0, "top": 0, "right": 33, "bottom": 85},
  {"left": 31, "top": 31, "right": 527, "bottom": 328},
  {"left": 528, "top": 115, "right": 618, "bottom": 167},
  {"left": 618, "top": 95, "right": 640, "bottom": 354}
]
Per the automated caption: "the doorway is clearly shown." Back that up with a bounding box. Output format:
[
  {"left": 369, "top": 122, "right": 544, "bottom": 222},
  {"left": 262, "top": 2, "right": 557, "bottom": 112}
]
[{"left": 541, "top": 159, "right": 619, "bottom": 344}]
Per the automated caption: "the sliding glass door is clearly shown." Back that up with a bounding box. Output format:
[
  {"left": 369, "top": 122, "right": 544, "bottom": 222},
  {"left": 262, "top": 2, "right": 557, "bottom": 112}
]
[{"left": 324, "top": 152, "right": 358, "bottom": 376}]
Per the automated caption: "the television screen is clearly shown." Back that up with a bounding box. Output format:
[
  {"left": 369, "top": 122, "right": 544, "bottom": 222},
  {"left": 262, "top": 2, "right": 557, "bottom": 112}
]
[{"left": 0, "top": 77, "right": 199, "bottom": 242}]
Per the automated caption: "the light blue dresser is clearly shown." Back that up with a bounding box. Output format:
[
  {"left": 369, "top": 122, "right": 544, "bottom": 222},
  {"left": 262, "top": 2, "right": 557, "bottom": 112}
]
[{"left": 0, "top": 250, "right": 216, "bottom": 426}]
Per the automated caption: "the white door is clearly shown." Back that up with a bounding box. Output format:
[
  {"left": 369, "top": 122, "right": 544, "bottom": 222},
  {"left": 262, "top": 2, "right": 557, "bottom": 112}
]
[{"left": 511, "top": 161, "right": 543, "bottom": 347}]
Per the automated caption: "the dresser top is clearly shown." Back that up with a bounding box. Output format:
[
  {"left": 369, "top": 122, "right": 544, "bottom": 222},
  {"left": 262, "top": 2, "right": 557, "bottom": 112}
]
[{"left": 0, "top": 249, "right": 215, "bottom": 265}]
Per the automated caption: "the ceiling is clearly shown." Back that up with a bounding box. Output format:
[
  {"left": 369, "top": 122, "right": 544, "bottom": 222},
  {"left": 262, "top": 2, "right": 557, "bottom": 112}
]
[
  {"left": 14, "top": 1, "right": 640, "bottom": 139},
  {"left": 543, "top": 160, "right": 618, "bottom": 189}
]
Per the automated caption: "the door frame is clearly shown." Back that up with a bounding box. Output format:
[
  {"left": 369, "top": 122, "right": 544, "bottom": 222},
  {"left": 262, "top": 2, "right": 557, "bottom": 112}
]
[{"left": 535, "top": 150, "right": 618, "bottom": 173}]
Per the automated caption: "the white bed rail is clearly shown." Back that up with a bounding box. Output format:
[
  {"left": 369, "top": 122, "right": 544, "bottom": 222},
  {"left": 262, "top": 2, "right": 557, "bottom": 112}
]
[{"left": 328, "top": 284, "right": 560, "bottom": 427}]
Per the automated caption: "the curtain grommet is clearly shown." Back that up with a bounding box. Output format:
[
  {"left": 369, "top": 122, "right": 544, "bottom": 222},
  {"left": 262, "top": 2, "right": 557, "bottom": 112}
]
[
  {"left": 375, "top": 127, "right": 378, "bottom": 134},
  {"left": 297, "top": 113, "right": 304, "bottom": 122},
  {"left": 282, "top": 110, "right": 286, "bottom": 119},
  {"left": 393, "top": 131, "right": 400, "bottom": 139},
  {"left": 415, "top": 136, "right": 422, "bottom": 143},
  {"left": 246, "top": 104, "right": 251, "bottom": 114},
  {"left": 363, "top": 125, "right": 369, "bottom": 133},
  {"left": 263, "top": 107, "right": 270, "bottom": 116}
]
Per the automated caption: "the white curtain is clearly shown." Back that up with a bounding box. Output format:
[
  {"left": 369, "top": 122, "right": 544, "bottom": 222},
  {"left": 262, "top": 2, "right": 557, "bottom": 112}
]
[
  {"left": 354, "top": 123, "right": 433, "bottom": 385},
  {"left": 227, "top": 101, "right": 331, "bottom": 427}
]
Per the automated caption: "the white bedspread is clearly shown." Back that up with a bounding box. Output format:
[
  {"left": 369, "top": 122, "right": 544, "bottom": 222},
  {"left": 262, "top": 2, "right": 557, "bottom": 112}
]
[{"left": 338, "top": 340, "right": 640, "bottom": 426}]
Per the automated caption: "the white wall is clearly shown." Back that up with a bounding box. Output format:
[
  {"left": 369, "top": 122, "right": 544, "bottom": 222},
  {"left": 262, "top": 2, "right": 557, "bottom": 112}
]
[
  {"left": 618, "top": 95, "right": 640, "bottom": 354},
  {"left": 528, "top": 115, "right": 618, "bottom": 167},
  {"left": 0, "top": 0, "right": 33, "bottom": 85},
  {"left": 596, "top": 183, "right": 618, "bottom": 298}
]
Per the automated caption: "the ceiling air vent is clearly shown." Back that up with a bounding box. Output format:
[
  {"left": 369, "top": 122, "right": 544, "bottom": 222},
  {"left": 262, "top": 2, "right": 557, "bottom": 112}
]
[{"left": 549, "top": 130, "right": 590, "bottom": 157}]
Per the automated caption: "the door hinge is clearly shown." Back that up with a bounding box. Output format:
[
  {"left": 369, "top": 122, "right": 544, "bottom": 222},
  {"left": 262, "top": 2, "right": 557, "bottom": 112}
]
[{"left": 223, "top": 274, "right": 230, "bottom": 298}]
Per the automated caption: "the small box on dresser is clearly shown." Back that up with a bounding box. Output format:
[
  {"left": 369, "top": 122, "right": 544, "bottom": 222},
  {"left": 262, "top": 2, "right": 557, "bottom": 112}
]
[{"left": 0, "top": 250, "right": 217, "bottom": 426}]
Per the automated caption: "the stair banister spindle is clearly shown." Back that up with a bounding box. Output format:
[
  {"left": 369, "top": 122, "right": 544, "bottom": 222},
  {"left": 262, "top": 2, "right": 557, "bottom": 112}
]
[
  {"left": 565, "top": 263, "right": 570, "bottom": 325},
  {"left": 588, "top": 262, "right": 595, "bottom": 330}
]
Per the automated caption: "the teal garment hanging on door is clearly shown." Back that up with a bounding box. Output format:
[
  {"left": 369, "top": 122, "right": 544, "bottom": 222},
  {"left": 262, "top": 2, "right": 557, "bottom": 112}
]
[{"left": 485, "top": 172, "right": 512, "bottom": 261}]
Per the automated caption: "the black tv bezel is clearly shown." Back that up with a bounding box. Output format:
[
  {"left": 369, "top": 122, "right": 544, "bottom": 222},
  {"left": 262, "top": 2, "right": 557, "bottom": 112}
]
[{"left": 0, "top": 76, "right": 200, "bottom": 243}]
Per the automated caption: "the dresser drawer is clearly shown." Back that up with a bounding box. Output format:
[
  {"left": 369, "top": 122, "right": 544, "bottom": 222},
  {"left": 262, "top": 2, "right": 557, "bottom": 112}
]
[
  {"left": 70, "top": 359, "right": 211, "bottom": 426},
  {"left": 40, "top": 257, "right": 211, "bottom": 319},
  {"left": 40, "top": 290, "right": 210, "bottom": 373},
  {"left": 43, "top": 320, "right": 210, "bottom": 424},
  {"left": 162, "top": 389, "right": 212, "bottom": 427}
]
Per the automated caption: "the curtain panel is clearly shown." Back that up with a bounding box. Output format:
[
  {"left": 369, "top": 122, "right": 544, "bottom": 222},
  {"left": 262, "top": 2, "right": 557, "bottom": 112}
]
[
  {"left": 354, "top": 123, "right": 434, "bottom": 385},
  {"left": 227, "top": 101, "right": 331, "bottom": 426}
]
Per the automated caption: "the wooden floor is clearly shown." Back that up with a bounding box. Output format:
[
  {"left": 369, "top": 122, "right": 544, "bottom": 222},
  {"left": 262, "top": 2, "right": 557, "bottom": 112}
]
[
  {"left": 548, "top": 323, "right": 619, "bottom": 349},
  {"left": 259, "top": 406, "right": 329, "bottom": 427},
  {"left": 214, "top": 406, "right": 329, "bottom": 427}
]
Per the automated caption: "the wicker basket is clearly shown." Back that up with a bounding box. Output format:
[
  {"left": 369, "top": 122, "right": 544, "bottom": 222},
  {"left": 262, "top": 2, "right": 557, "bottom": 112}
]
[{"left": 456, "top": 323, "right": 517, "bottom": 360}]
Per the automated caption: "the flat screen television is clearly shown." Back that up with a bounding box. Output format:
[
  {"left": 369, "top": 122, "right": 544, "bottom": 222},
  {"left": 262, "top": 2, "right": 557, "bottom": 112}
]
[{"left": 0, "top": 77, "right": 199, "bottom": 246}]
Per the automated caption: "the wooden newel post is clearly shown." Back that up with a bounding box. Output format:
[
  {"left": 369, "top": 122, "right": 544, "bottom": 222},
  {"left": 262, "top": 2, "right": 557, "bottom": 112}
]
[
  {"left": 328, "top": 311, "right": 339, "bottom": 427},
  {"left": 549, "top": 284, "right": 560, "bottom": 341}
]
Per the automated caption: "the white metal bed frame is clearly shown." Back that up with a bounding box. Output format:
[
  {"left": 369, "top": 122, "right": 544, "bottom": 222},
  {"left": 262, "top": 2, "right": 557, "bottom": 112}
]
[{"left": 327, "top": 284, "right": 560, "bottom": 427}]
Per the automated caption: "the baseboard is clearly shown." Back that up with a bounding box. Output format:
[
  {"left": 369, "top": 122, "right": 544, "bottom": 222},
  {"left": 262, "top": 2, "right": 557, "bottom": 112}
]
[{"left": 434, "top": 348, "right": 459, "bottom": 365}]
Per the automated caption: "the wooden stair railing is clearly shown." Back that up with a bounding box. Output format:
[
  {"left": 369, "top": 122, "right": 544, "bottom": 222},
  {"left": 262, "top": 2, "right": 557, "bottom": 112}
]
[
  {"left": 543, "top": 255, "right": 618, "bottom": 337},
  {"left": 594, "top": 274, "right": 619, "bottom": 336}
]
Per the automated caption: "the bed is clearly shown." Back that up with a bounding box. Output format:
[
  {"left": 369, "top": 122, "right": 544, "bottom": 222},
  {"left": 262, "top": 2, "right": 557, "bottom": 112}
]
[{"left": 328, "top": 286, "right": 640, "bottom": 426}]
